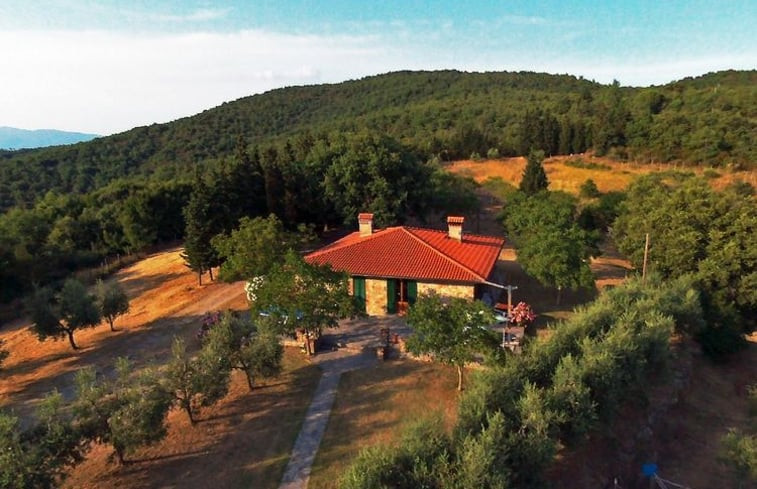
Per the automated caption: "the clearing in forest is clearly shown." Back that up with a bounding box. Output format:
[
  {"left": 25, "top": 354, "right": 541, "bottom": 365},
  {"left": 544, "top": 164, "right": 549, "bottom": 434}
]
[{"left": 448, "top": 154, "right": 756, "bottom": 194}]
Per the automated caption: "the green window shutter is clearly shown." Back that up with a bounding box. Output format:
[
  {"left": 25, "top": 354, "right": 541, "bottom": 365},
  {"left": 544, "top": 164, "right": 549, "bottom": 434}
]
[
  {"left": 386, "top": 279, "right": 396, "bottom": 314},
  {"left": 407, "top": 280, "right": 418, "bottom": 305},
  {"left": 353, "top": 277, "right": 366, "bottom": 312}
]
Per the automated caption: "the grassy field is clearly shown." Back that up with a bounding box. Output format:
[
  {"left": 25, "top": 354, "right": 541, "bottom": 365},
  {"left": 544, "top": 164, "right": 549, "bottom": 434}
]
[
  {"left": 308, "top": 360, "right": 459, "bottom": 489},
  {"left": 448, "top": 154, "right": 757, "bottom": 195}
]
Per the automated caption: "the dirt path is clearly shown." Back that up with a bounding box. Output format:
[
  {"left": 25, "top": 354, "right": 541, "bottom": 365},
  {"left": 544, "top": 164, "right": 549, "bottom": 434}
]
[{"left": 0, "top": 247, "right": 248, "bottom": 421}]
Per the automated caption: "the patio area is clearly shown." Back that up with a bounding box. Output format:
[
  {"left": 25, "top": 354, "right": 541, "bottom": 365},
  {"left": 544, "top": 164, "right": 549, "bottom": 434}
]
[{"left": 320, "top": 315, "right": 411, "bottom": 353}]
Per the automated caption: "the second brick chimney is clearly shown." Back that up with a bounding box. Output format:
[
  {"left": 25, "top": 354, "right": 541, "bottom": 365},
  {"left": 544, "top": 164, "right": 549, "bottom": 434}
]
[
  {"left": 358, "top": 213, "right": 374, "bottom": 237},
  {"left": 447, "top": 216, "right": 464, "bottom": 241}
]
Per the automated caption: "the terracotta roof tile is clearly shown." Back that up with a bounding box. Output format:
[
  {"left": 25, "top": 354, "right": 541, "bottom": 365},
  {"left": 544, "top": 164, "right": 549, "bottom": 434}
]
[{"left": 305, "top": 226, "right": 504, "bottom": 284}]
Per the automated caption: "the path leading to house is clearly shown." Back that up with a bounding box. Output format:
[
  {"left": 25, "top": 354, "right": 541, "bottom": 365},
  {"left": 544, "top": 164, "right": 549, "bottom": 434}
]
[{"left": 279, "top": 347, "right": 377, "bottom": 489}]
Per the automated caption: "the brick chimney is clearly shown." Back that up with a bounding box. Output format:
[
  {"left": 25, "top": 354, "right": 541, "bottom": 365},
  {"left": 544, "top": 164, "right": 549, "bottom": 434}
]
[
  {"left": 447, "top": 216, "right": 464, "bottom": 241},
  {"left": 358, "top": 213, "right": 374, "bottom": 237}
]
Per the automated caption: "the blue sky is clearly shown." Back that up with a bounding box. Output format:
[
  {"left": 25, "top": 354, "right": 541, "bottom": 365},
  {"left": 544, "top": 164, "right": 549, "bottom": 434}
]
[{"left": 1, "top": 1, "right": 755, "bottom": 135}]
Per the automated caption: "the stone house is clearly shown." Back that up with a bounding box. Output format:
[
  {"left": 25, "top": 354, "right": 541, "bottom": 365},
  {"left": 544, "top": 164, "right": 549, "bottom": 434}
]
[{"left": 305, "top": 213, "right": 505, "bottom": 316}]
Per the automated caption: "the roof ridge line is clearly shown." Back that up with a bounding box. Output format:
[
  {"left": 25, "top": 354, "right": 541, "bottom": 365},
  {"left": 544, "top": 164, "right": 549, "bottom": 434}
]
[
  {"left": 403, "top": 225, "right": 502, "bottom": 240},
  {"left": 401, "top": 228, "right": 487, "bottom": 282},
  {"left": 305, "top": 226, "right": 401, "bottom": 259}
]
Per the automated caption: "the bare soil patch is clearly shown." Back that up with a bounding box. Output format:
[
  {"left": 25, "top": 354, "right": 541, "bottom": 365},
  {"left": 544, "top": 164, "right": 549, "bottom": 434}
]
[{"left": 0, "top": 247, "right": 248, "bottom": 419}]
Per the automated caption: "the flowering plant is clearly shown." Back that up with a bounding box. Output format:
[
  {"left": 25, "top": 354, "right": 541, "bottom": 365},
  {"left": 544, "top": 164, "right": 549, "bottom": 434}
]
[
  {"left": 510, "top": 302, "right": 536, "bottom": 327},
  {"left": 197, "top": 310, "right": 222, "bottom": 340}
]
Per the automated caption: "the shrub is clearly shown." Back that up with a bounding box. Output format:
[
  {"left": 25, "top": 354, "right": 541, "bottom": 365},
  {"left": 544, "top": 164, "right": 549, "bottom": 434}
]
[
  {"left": 564, "top": 158, "right": 611, "bottom": 171},
  {"left": 339, "top": 416, "right": 452, "bottom": 489},
  {"left": 579, "top": 178, "right": 601, "bottom": 199},
  {"left": 719, "top": 429, "right": 757, "bottom": 484}
]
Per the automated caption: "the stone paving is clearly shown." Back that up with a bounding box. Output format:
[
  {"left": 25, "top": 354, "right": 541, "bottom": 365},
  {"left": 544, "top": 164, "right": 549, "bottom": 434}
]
[{"left": 278, "top": 317, "right": 404, "bottom": 489}]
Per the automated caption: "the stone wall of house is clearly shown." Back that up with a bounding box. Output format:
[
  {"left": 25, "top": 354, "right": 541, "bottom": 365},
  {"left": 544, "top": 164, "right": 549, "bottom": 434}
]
[
  {"left": 365, "top": 278, "right": 388, "bottom": 316},
  {"left": 417, "top": 282, "right": 475, "bottom": 301}
]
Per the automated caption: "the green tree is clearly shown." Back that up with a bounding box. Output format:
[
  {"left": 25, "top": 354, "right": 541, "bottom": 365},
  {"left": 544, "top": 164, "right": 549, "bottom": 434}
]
[
  {"left": 28, "top": 279, "right": 102, "bottom": 350},
  {"left": 504, "top": 191, "right": 597, "bottom": 304},
  {"left": 182, "top": 175, "right": 221, "bottom": 285},
  {"left": 613, "top": 175, "right": 756, "bottom": 337},
  {"left": 519, "top": 149, "right": 549, "bottom": 195},
  {"left": 405, "top": 292, "right": 499, "bottom": 391},
  {"left": 0, "top": 392, "right": 85, "bottom": 489},
  {"left": 164, "top": 337, "right": 231, "bottom": 424},
  {"left": 451, "top": 411, "right": 511, "bottom": 488},
  {"left": 249, "top": 251, "right": 356, "bottom": 355},
  {"left": 427, "top": 168, "right": 481, "bottom": 217},
  {"left": 579, "top": 178, "right": 600, "bottom": 199},
  {"left": 72, "top": 359, "right": 171, "bottom": 464},
  {"left": 203, "top": 313, "right": 283, "bottom": 390},
  {"left": 212, "top": 214, "right": 298, "bottom": 282},
  {"left": 118, "top": 193, "right": 158, "bottom": 252},
  {"left": 719, "top": 429, "right": 756, "bottom": 486},
  {"left": 108, "top": 366, "right": 171, "bottom": 463},
  {"left": 95, "top": 279, "right": 130, "bottom": 331},
  {"left": 517, "top": 224, "right": 596, "bottom": 305},
  {"left": 323, "top": 133, "right": 431, "bottom": 226}
]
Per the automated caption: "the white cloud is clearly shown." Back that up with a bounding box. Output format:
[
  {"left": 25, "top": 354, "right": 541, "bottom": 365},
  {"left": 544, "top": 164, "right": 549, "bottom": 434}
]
[
  {"left": 0, "top": 29, "right": 395, "bottom": 134},
  {"left": 0, "top": 27, "right": 753, "bottom": 135}
]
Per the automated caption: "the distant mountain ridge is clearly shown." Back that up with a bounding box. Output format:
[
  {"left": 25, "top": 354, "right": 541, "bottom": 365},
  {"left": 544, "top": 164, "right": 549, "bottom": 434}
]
[{"left": 0, "top": 126, "right": 99, "bottom": 149}]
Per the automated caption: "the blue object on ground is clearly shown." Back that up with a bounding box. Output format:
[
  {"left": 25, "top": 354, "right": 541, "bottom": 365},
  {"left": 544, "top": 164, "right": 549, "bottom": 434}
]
[{"left": 642, "top": 463, "right": 658, "bottom": 477}]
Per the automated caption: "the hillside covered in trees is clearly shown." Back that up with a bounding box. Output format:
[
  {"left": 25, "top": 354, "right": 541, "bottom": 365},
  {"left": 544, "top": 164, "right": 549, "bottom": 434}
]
[
  {"left": 1, "top": 69, "right": 754, "bottom": 306},
  {"left": 1, "top": 69, "right": 755, "bottom": 211}
]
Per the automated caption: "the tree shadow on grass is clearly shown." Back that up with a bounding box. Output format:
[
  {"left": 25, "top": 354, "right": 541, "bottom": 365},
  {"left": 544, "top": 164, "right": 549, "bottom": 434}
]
[
  {"left": 64, "top": 352, "right": 323, "bottom": 489},
  {"left": 309, "top": 360, "right": 458, "bottom": 489},
  {"left": 1, "top": 312, "right": 210, "bottom": 424}
]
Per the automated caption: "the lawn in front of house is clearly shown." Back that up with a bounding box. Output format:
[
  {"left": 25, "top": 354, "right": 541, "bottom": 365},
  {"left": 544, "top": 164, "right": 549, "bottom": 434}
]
[{"left": 308, "top": 359, "right": 460, "bottom": 489}]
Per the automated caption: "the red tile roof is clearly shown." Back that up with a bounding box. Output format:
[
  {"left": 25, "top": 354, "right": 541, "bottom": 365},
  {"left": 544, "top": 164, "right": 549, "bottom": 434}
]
[{"left": 306, "top": 226, "right": 504, "bottom": 284}]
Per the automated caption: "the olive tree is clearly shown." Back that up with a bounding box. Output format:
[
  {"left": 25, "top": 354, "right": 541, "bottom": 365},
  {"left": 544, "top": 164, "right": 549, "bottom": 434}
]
[
  {"left": 72, "top": 359, "right": 172, "bottom": 464},
  {"left": 406, "top": 292, "right": 499, "bottom": 391},
  {"left": 28, "top": 279, "right": 101, "bottom": 350},
  {"left": 163, "top": 337, "right": 231, "bottom": 424},
  {"left": 0, "top": 392, "right": 85, "bottom": 488},
  {"left": 203, "top": 313, "right": 283, "bottom": 391},
  {"left": 249, "top": 251, "right": 357, "bottom": 355},
  {"left": 95, "top": 279, "right": 130, "bottom": 331}
]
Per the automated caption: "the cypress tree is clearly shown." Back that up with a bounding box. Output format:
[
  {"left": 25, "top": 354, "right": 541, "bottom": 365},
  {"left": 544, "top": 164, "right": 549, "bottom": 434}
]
[
  {"left": 519, "top": 150, "right": 549, "bottom": 195},
  {"left": 181, "top": 175, "right": 220, "bottom": 285}
]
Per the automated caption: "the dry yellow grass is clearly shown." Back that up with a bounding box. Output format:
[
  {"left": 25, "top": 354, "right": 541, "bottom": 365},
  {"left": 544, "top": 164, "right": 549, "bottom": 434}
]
[
  {"left": 308, "top": 360, "right": 459, "bottom": 489},
  {"left": 448, "top": 154, "right": 756, "bottom": 195},
  {"left": 0, "top": 248, "right": 321, "bottom": 489}
]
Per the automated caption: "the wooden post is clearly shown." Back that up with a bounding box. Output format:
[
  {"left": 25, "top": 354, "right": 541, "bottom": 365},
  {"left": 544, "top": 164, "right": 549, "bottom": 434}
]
[{"left": 642, "top": 233, "right": 650, "bottom": 281}]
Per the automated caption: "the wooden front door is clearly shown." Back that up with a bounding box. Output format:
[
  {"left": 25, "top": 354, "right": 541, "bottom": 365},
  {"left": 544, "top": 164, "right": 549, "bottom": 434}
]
[{"left": 387, "top": 279, "right": 417, "bottom": 315}]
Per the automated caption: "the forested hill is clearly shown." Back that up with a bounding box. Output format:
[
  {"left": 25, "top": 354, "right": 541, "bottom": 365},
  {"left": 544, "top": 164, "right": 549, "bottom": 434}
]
[{"left": 1, "top": 69, "right": 755, "bottom": 211}]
